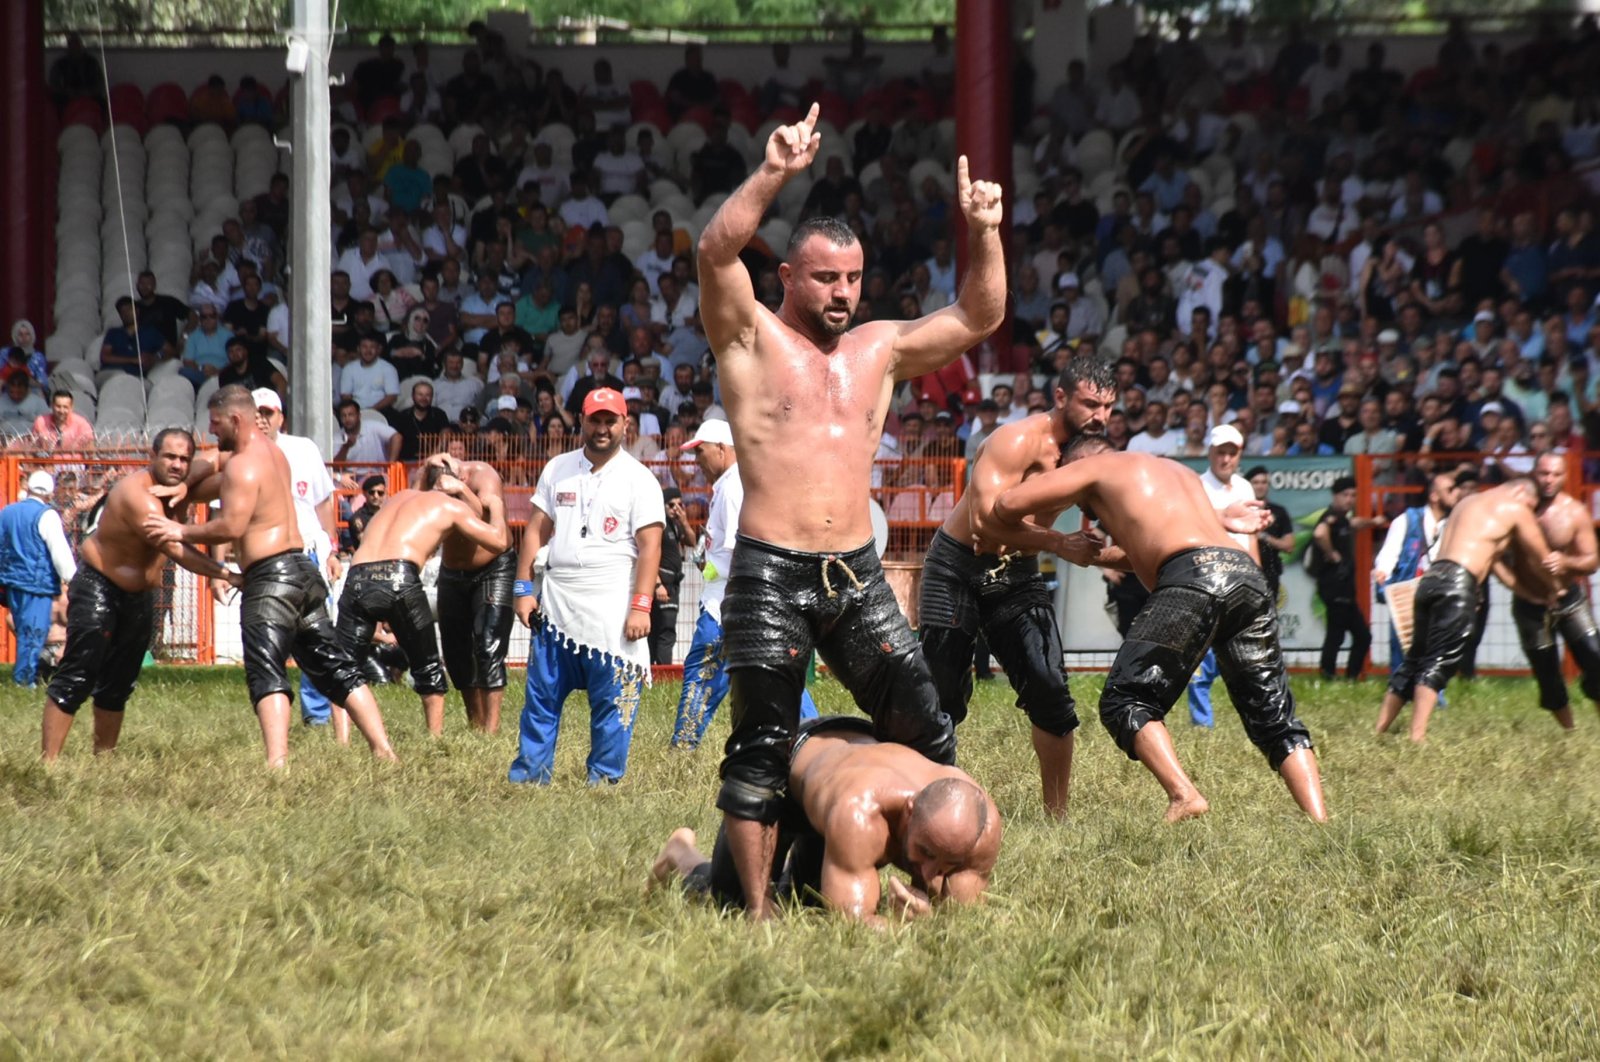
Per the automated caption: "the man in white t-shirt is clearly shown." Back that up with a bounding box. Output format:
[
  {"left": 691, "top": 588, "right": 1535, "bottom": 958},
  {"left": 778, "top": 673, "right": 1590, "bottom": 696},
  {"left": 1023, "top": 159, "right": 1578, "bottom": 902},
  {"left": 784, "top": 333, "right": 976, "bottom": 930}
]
[
  {"left": 592, "top": 126, "right": 647, "bottom": 199},
  {"left": 509, "top": 388, "right": 665, "bottom": 785},
  {"left": 332, "top": 398, "right": 400, "bottom": 472},
  {"left": 634, "top": 231, "right": 677, "bottom": 296},
  {"left": 557, "top": 172, "right": 609, "bottom": 232},
  {"left": 1125, "top": 399, "right": 1179, "bottom": 455},
  {"left": 1187, "top": 424, "right": 1261, "bottom": 727},
  {"left": 669, "top": 419, "right": 814, "bottom": 749},
  {"left": 339, "top": 335, "right": 400, "bottom": 410},
  {"left": 252, "top": 389, "right": 344, "bottom": 731}
]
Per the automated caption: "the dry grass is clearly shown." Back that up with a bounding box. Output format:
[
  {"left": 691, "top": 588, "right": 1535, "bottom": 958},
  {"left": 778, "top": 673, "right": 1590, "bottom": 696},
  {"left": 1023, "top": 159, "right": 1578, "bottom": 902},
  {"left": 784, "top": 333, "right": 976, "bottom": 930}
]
[{"left": 2, "top": 668, "right": 1598, "bottom": 1058}]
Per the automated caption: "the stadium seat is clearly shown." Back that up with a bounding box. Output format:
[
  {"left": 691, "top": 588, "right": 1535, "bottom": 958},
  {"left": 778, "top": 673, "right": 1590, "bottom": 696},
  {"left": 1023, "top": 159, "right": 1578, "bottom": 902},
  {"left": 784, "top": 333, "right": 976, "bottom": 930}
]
[
  {"left": 360, "top": 408, "right": 388, "bottom": 425},
  {"left": 608, "top": 194, "right": 649, "bottom": 225},
  {"left": 145, "top": 82, "right": 190, "bottom": 127},
  {"left": 62, "top": 98, "right": 106, "bottom": 135},
  {"left": 394, "top": 375, "right": 431, "bottom": 411},
  {"left": 108, "top": 84, "right": 148, "bottom": 133}
]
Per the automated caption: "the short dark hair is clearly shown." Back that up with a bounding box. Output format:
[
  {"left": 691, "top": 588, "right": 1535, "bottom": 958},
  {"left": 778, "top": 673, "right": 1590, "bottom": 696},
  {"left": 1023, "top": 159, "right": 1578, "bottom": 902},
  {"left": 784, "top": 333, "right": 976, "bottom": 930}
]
[
  {"left": 209, "top": 384, "right": 256, "bottom": 414},
  {"left": 1066, "top": 433, "right": 1114, "bottom": 459},
  {"left": 1057, "top": 355, "right": 1117, "bottom": 398},
  {"left": 336, "top": 398, "right": 360, "bottom": 416},
  {"left": 115, "top": 295, "right": 133, "bottom": 311},
  {"left": 1244, "top": 465, "right": 1270, "bottom": 480},
  {"left": 151, "top": 427, "right": 195, "bottom": 454},
  {"left": 1332, "top": 475, "right": 1357, "bottom": 494},
  {"left": 786, "top": 216, "right": 858, "bottom": 259},
  {"left": 362, "top": 474, "right": 386, "bottom": 491},
  {"left": 51, "top": 390, "right": 73, "bottom": 403}
]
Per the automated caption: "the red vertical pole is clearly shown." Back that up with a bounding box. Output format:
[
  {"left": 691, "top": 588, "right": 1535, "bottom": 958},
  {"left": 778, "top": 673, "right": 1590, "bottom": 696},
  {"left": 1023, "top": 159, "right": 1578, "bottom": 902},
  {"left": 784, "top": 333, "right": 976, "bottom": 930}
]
[
  {"left": 2, "top": 1, "right": 48, "bottom": 332},
  {"left": 1354, "top": 454, "right": 1374, "bottom": 626},
  {"left": 955, "top": 0, "right": 1013, "bottom": 367}
]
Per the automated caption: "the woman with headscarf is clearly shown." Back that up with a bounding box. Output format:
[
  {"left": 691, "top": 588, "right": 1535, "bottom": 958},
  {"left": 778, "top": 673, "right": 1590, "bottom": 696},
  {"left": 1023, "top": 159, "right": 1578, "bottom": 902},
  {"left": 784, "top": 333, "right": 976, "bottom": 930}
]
[
  {"left": 385, "top": 306, "right": 440, "bottom": 380},
  {"left": 4, "top": 321, "right": 49, "bottom": 392}
]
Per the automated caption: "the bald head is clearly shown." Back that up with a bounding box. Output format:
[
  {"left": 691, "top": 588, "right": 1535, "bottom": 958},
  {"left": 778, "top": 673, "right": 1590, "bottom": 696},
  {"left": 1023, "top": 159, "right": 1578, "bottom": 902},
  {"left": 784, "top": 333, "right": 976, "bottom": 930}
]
[{"left": 907, "top": 777, "right": 991, "bottom": 865}]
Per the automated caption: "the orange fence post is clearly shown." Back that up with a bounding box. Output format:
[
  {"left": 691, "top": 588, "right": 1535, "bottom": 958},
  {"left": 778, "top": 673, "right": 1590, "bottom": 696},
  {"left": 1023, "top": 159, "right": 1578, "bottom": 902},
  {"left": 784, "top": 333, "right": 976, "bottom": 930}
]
[{"left": 0, "top": 455, "right": 15, "bottom": 664}]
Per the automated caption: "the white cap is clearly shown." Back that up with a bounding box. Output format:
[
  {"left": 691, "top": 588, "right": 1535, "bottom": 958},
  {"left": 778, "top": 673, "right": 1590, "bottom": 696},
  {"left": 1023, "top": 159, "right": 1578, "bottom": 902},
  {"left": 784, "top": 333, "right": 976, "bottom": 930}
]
[
  {"left": 622, "top": 386, "right": 643, "bottom": 401},
  {"left": 1208, "top": 424, "right": 1244, "bottom": 450},
  {"left": 252, "top": 387, "right": 283, "bottom": 411},
  {"left": 1479, "top": 400, "right": 1504, "bottom": 417},
  {"left": 496, "top": 394, "right": 518, "bottom": 411},
  {"left": 1473, "top": 310, "right": 1495, "bottom": 325},
  {"left": 1056, "top": 271, "right": 1080, "bottom": 290},
  {"left": 679, "top": 419, "right": 735, "bottom": 450},
  {"left": 1278, "top": 399, "right": 1303, "bottom": 415},
  {"left": 26, "top": 471, "right": 54, "bottom": 497},
  {"left": 1377, "top": 328, "right": 1400, "bottom": 344}
]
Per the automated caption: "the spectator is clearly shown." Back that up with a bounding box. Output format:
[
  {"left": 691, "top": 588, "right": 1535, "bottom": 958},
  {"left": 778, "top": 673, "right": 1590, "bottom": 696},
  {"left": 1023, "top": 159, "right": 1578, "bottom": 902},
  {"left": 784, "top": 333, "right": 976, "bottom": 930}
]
[
  {"left": 592, "top": 125, "right": 647, "bottom": 200},
  {"left": 0, "top": 471, "right": 77, "bottom": 688},
  {"left": 390, "top": 381, "right": 450, "bottom": 460},
  {"left": 558, "top": 173, "right": 609, "bottom": 233},
  {"left": 31, "top": 391, "right": 95, "bottom": 450},
  {"left": 352, "top": 34, "right": 405, "bottom": 109},
  {"left": 223, "top": 273, "right": 271, "bottom": 350},
  {"left": 384, "top": 140, "right": 432, "bottom": 214},
  {"left": 1126, "top": 399, "right": 1178, "bottom": 455},
  {"left": 386, "top": 307, "right": 440, "bottom": 380},
  {"left": 1245, "top": 466, "right": 1296, "bottom": 598},
  {"left": 1311, "top": 476, "right": 1382, "bottom": 681},
  {"left": 583, "top": 58, "right": 632, "bottom": 131},
  {"left": 690, "top": 114, "right": 749, "bottom": 204},
  {"left": 0, "top": 375, "right": 47, "bottom": 437},
  {"left": 101, "top": 296, "right": 167, "bottom": 376},
  {"left": 339, "top": 334, "right": 400, "bottom": 411},
  {"left": 4, "top": 321, "right": 49, "bottom": 393},
  {"left": 335, "top": 227, "right": 392, "bottom": 301},
  {"left": 331, "top": 398, "right": 401, "bottom": 469},
  {"left": 189, "top": 74, "right": 236, "bottom": 126},
  {"left": 665, "top": 44, "right": 719, "bottom": 119},
  {"left": 217, "top": 335, "right": 285, "bottom": 396},
  {"left": 48, "top": 34, "right": 103, "bottom": 106}
]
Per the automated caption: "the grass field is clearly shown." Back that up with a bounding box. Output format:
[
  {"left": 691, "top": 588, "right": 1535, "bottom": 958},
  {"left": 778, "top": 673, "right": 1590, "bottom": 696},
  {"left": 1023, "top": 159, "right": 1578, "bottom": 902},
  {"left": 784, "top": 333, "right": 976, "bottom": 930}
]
[{"left": 2, "top": 668, "right": 1599, "bottom": 1058}]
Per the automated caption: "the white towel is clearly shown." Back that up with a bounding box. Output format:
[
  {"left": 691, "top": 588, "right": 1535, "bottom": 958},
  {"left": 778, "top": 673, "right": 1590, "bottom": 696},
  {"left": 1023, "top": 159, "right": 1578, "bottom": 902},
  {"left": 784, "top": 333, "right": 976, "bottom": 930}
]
[{"left": 539, "top": 562, "right": 653, "bottom": 685}]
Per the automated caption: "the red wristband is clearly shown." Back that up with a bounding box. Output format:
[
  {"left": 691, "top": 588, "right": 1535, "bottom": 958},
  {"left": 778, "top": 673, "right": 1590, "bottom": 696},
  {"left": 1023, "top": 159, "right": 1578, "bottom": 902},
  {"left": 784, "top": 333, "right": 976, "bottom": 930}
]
[{"left": 631, "top": 593, "right": 653, "bottom": 613}]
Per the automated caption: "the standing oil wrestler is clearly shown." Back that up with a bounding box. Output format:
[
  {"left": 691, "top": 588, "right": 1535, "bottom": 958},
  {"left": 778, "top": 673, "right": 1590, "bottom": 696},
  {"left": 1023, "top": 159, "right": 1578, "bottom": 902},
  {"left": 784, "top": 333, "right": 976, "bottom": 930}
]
[{"left": 697, "top": 103, "right": 1004, "bottom": 918}]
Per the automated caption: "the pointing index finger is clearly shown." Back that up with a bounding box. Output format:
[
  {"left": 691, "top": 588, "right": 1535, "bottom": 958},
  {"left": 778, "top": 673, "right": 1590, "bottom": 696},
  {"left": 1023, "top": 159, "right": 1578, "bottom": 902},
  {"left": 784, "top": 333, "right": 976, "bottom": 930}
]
[
  {"left": 957, "top": 154, "right": 971, "bottom": 196},
  {"left": 800, "top": 101, "right": 821, "bottom": 138}
]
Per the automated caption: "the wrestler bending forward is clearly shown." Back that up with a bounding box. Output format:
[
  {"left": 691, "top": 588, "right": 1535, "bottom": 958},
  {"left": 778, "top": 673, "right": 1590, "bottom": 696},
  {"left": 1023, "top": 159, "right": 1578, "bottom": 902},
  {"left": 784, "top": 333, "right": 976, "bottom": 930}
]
[
  {"left": 993, "top": 435, "right": 1328, "bottom": 823},
  {"left": 337, "top": 459, "right": 508, "bottom": 735},
  {"left": 653, "top": 716, "right": 1001, "bottom": 924}
]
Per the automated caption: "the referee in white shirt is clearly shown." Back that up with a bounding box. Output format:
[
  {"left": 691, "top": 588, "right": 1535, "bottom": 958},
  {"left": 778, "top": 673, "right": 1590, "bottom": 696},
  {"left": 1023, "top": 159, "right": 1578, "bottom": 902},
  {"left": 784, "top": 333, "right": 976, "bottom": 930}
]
[{"left": 1186, "top": 424, "right": 1260, "bottom": 727}]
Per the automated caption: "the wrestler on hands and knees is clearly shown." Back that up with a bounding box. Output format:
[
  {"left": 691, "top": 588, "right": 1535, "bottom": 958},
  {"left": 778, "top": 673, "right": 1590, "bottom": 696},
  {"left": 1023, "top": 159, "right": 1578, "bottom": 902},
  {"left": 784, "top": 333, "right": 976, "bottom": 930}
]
[
  {"left": 336, "top": 459, "right": 508, "bottom": 736},
  {"left": 144, "top": 384, "right": 397, "bottom": 768},
  {"left": 1378, "top": 476, "right": 1561, "bottom": 742},
  {"left": 428, "top": 452, "right": 516, "bottom": 733},
  {"left": 652, "top": 717, "right": 1001, "bottom": 925},
  {"left": 993, "top": 436, "right": 1328, "bottom": 823},
  {"left": 1499, "top": 453, "right": 1600, "bottom": 729},
  {"left": 41, "top": 429, "right": 243, "bottom": 760},
  {"left": 917, "top": 355, "right": 1118, "bottom": 818},
  {"left": 697, "top": 102, "right": 1005, "bottom": 918}
]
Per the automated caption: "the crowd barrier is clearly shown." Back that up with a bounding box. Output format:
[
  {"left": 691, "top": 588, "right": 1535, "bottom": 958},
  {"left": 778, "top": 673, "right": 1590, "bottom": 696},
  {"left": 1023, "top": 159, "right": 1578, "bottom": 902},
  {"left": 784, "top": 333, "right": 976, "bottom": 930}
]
[{"left": 2, "top": 448, "right": 1591, "bottom": 681}]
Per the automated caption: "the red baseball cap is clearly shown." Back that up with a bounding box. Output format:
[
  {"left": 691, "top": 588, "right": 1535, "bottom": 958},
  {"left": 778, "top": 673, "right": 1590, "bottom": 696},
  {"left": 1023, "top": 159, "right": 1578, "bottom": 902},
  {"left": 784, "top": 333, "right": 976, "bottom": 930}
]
[
  {"left": 583, "top": 387, "right": 627, "bottom": 418},
  {"left": 962, "top": 385, "right": 982, "bottom": 404}
]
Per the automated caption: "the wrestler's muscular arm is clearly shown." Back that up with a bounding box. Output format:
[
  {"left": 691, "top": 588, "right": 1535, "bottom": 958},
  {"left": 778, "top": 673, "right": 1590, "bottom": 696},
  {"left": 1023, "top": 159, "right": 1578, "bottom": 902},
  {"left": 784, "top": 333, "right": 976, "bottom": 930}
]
[
  {"left": 438, "top": 486, "right": 509, "bottom": 555},
  {"left": 992, "top": 464, "right": 1097, "bottom": 552},
  {"left": 1511, "top": 506, "right": 1562, "bottom": 603},
  {"left": 1546, "top": 498, "right": 1599, "bottom": 578},
  {"left": 818, "top": 800, "right": 890, "bottom": 926},
  {"left": 889, "top": 156, "right": 1006, "bottom": 381},
  {"left": 147, "top": 455, "right": 260, "bottom": 547},
  {"left": 697, "top": 107, "right": 818, "bottom": 357},
  {"left": 966, "top": 426, "right": 1099, "bottom": 563}
]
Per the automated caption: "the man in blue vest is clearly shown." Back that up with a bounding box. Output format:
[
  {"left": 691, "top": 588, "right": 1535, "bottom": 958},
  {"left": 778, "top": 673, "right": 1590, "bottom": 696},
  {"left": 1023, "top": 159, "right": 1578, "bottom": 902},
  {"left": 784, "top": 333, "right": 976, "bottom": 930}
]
[
  {"left": 0, "top": 472, "right": 79, "bottom": 687},
  {"left": 1373, "top": 473, "right": 1460, "bottom": 671}
]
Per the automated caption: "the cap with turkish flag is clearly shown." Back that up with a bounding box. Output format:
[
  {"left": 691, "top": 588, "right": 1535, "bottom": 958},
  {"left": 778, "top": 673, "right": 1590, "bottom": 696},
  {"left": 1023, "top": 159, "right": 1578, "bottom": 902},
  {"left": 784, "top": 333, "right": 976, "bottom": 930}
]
[{"left": 582, "top": 387, "right": 627, "bottom": 418}]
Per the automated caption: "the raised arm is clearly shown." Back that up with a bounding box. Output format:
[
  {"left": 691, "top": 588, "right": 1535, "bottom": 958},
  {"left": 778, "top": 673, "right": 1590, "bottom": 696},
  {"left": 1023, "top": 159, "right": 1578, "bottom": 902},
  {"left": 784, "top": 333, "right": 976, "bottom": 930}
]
[
  {"left": 697, "top": 103, "right": 821, "bottom": 355},
  {"left": 890, "top": 156, "right": 1005, "bottom": 381}
]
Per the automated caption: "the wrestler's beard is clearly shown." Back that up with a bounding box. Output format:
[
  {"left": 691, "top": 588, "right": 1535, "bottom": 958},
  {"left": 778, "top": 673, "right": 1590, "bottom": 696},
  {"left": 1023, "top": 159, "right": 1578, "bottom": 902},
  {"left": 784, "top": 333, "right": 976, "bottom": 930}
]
[{"left": 808, "top": 300, "right": 854, "bottom": 336}]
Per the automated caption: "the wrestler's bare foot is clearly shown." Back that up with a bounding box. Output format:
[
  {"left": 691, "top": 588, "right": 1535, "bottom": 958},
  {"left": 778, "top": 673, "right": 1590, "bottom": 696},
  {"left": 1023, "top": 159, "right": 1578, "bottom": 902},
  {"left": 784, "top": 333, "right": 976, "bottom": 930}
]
[
  {"left": 1553, "top": 706, "right": 1576, "bottom": 730},
  {"left": 1164, "top": 792, "right": 1210, "bottom": 823},
  {"left": 649, "top": 827, "right": 699, "bottom": 891}
]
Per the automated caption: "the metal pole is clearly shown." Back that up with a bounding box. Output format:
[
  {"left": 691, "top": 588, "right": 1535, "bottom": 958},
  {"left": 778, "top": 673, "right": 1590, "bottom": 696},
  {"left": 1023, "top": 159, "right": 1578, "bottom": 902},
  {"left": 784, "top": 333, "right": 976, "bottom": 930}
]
[{"left": 290, "top": 0, "right": 333, "bottom": 456}]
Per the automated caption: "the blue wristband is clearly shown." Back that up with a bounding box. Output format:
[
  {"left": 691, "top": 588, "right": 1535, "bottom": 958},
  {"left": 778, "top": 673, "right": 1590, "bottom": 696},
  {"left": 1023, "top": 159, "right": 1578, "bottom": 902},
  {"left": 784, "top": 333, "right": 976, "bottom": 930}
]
[{"left": 513, "top": 580, "right": 534, "bottom": 598}]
